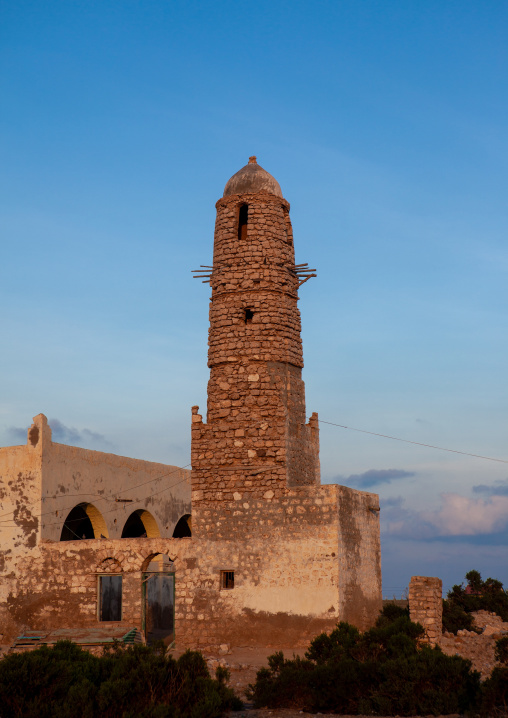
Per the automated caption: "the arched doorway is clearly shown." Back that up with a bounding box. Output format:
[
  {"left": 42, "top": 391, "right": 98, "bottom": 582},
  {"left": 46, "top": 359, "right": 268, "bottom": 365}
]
[
  {"left": 60, "top": 503, "right": 109, "bottom": 541},
  {"left": 142, "top": 553, "right": 175, "bottom": 645},
  {"left": 121, "top": 510, "right": 160, "bottom": 538}
]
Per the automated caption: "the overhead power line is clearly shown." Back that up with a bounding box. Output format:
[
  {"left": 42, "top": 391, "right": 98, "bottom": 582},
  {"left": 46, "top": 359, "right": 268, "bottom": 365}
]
[{"left": 318, "top": 419, "right": 508, "bottom": 464}]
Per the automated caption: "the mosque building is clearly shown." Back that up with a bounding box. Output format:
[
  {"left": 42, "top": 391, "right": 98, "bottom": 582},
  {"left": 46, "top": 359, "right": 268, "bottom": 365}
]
[{"left": 0, "top": 158, "right": 381, "bottom": 649}]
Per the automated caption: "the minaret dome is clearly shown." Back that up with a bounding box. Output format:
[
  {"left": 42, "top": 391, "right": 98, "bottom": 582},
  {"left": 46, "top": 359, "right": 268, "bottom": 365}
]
[{"left": 223, "top": 156, "right": 283, "bottom": 198}]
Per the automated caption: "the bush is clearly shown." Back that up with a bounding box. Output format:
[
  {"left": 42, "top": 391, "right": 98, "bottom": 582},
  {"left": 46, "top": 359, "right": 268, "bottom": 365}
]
[
  {"left": 247, "top": 608, "right": 481, "bottom": 716},
  {"left": 442, "top": 597, "right": 474, "bottom": 634},
  {"left": 479, "top": 666, "right": 508, "bottom": 717},
  {"left": 495, "top": 636, "right": 508, "bottom": 666},
  {"left": 0, "top": 641, "right": 242, "bottom": 718},
  {"left": 443, "top": 570, "right": 508, "bottom": 634},
  {"left": 377, "top": 602, "right": 409, "bottom": 624}
]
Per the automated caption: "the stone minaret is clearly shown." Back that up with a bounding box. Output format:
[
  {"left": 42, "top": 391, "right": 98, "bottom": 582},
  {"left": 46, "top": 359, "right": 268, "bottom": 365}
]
[{"left": 191, "top": 157, "right": 320, "bottom": 537}]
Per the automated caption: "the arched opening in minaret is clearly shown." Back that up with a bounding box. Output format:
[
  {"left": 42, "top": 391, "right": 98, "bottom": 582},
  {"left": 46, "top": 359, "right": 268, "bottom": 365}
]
[
  {"left": 238, "top": 203, "right": 248, "bottom": 241},
  {"left": 244, "top": 308, "right": 254, "bottom": 324}
]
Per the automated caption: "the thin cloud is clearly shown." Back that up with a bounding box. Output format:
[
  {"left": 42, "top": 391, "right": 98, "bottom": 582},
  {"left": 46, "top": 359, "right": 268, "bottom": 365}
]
[
  {"left": 5, "top": 426, "right": 27, "bottom": 443},
  {"left": 6, "top": 419, "right": 112, "bottom": 449},
  {"left": 49, "top": 419, "right": 112, "bottom": 448},
  {"left": 337, "top": 468, "right": 415, "bottom": 489},
  {"left": 49, "top": 419, "right": 82, "bottom": 444},
  {"left": 472, "top": 480, "right": 508, "bottom": 497},
  {"left": 381, "top": 496, "right": 435, "bottom": 540},
  {"left": 382, "top": 493, "right": 508, "bottom": 540},
  {"left": 422, "top": 493, "right": 508, "bottom": 536},
  {"left": 382, "top": 496, "right": 405, "bottom": 509}
]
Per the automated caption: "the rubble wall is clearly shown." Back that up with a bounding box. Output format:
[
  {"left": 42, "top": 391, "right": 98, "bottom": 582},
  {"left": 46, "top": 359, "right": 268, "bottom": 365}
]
[{"left": 409, "top": 575, "right": 443, "bottom": 645}]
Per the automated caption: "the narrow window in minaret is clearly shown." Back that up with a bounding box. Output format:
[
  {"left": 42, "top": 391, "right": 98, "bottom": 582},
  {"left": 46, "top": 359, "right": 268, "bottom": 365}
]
[
  {"left": 244, "top": 308, "right": 254, "bottom": 324},
  {"left": 283, "top": 206, "right": 293, "bottom": 246},
  {"left": 238, "top": 203, "right": 248, "bottom": 241}
]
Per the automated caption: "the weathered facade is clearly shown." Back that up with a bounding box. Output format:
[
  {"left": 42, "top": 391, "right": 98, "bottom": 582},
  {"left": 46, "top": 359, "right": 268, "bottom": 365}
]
[
  {"left": 0, "top": 157, "right": 382, "bottom": 649},
  {"left": 0, "top": 413, "right": 191, "bottom": 643}
]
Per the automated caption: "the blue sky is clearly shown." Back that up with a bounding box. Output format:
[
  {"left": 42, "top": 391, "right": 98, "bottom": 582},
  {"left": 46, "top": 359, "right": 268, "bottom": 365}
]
[{"left": 1, "top": 0, "right": 507, "bottom": 595}]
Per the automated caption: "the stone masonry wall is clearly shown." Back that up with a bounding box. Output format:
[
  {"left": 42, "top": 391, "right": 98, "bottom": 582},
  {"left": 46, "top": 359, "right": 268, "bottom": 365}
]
[
  {"left": 0, "top": 531, "right": 337, "bottom": 647},
  {"left": 409, "top": 575, "right": 443, "bottom": 646},
  {"left": 1, "top": 418, "right": 380, "bottom": 646},
  {"left": 0, "top": 488, "right": 379, "bottom": 648}
]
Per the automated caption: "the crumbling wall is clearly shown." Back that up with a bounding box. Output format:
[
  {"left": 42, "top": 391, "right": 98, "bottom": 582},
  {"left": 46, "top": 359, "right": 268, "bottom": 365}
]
[
  {"left": 336, "top": 485, "right": 382, "bottom": 629},
  {"left": 0, "top": 531, "right": 336, "bottom": 648},
  {"left": 409, "top": 575, "right": 443, "bottom": 645},
  {"left": 0, "top": 418, "right": 45, "bottom": 642},
  {"left": 0, "top": 537, "right": 184, "bottom": 642},
  {"left": 0, "top": 415, "right": 190, "bottom": 643}
]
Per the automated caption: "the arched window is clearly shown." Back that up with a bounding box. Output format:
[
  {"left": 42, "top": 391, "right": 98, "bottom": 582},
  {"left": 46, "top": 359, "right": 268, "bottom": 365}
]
[
  {"left": 238, "top": 203, "right": 248, "bottom": 241},
  {"left": 121, "top": 509, "right": 160, "bottom": 538},
  {"left": 142, "top": 553, "right": 174, "bottom": 572},
  {"left": 172, "top": 514, "right": 192, "bottom": 538},
  {"left": 60, "top": 502, "right": 109, "bottom": 541}
]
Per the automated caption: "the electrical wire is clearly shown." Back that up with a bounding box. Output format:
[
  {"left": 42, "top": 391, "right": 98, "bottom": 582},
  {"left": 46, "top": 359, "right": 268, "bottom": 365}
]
[
  {"left": 1, "top": 416, "right": 506, "bottom": 529},
  {"left": 0, "top": 462, "right": 191, "bottom": 525},
  {"left": 318, "top": 419, "right": 508, "bottom": 464},
  {"left": 0, "top": 463, "right": 192, "bottom": 528}
]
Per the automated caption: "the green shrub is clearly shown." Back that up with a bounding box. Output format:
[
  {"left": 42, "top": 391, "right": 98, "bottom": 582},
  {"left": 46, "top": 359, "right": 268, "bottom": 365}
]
[
  {"left": 479, "top": 666, "right": 508, "bottom": 717},
  {"left": 247, "top": 610, "right": 481, "bottom": 716},
  {"left": 442, "top": 597, "right": 474, "bottom": 634},
  {"left": 0, "top": 641, "right": 241, "bottom": 718},
  {"left": 443, "top": 570, "right": 508, "bottom": 634},
  {"left": 305, "top": 621, "right": 360, "bottom": 663},
  {"left": 495, "top": 636, "right": 508, "bottom": 666},
  {"left": 377, "top": 602, "right": 409, "bottom": 624}
]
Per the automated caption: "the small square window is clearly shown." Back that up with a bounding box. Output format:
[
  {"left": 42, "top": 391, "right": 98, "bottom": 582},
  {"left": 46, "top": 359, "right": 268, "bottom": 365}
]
[
  {"left": 220, "top": 570, "right": 235, "bottom": 590},
  {"left": 99, "top": 575, "right": 122, "bottom": 621}
]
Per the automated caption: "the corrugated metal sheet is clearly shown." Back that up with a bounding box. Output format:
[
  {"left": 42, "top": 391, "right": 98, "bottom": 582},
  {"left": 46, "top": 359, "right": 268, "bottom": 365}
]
[{"left": 12, "top": 626, "right": 143, "bottom": 649}]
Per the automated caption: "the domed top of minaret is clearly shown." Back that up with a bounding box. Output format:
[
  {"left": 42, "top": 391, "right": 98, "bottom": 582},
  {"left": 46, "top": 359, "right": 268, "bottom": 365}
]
[{"left": 223, "top": 156, "right": 283, "bottom": 198}]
